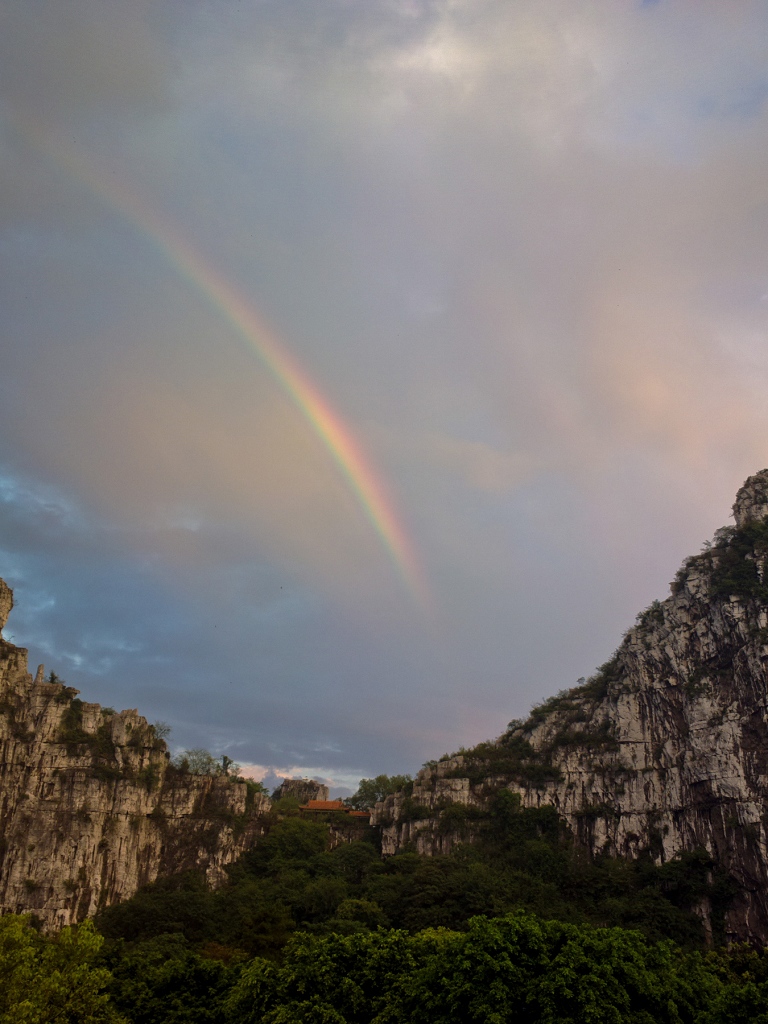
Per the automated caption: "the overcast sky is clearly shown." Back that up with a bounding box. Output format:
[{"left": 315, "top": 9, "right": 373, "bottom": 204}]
[{"left": 2, "top": 0, "right": 768, "bottom": 795}]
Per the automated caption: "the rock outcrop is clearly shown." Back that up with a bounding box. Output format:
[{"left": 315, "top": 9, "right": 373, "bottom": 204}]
[
  {"left": 0, "top": 578, "right": 12, "bottom": 633},
  {"left": 372, "top": 470, "right": 768, "bottom": 944},
  {"left": 0, "top": 585, "right": 271, "bottom": 929},
  {"left": 273, "top": 778, "right": 329, "bottom": 803}
]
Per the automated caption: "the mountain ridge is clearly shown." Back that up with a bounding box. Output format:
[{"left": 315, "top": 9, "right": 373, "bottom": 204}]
[
  {"left": 372, "top": 469, "right": 768, "bottom": 943},
  {"left": 5, "top": 471, "right": 768, "bottom": 941}
]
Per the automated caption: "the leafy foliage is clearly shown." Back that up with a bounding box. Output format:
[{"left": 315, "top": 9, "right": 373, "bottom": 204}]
[
  {"left": 2, "top": 807, "right": 763, "bottom": 1023},
  {"left": 97, "top": 794, "right": 729, "bottom": 958},
  {"left": 671, "top": 520, "right": 768, "bottom": 603},
  {"left": 59, "top": 697, "right": 90, "bottom": 746},
  {"left": 221, "top": 913, "right": 723, "bottom": 1024},
  {"left": 444, "top": 735, "right": 562, "bottom": 786},
  {"left": 0, "top": 915, "right": 124, "bottom": 1023},
  {"left": 8, "top": 904, "right": 768, "bottom": 1024},
  {"left": 550, "top": 721, "right": 620, "bottom": 752},
  {"left": 171, "top": 748, "right": 219, "bottom": 775},
  {"left": 636, "top": 599, "right": 665, "bottom": 628},
  {"left": 709, "top": 519, "right": 768, "bottom": 603},
  {"left": 170, "top": 748, "right": 244, "bottom": 778},
  {"left": 346, "top": 774, "right": 413, "bottom": 810},
  {"left": 102, "top": 933, "right": 233, "bottom": 1024}
]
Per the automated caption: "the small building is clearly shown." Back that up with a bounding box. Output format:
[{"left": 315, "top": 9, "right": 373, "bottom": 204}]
[
  {"left": 298, "top": 799, "right": 370, "bottom": 821},
  {"left": 299, "top": 799, "right": 346, "bottom": 813}
]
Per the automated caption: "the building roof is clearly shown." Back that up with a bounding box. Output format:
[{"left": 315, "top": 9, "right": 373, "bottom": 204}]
[{"left": 296, "top": 800, "right": 371, "bottom": 820}]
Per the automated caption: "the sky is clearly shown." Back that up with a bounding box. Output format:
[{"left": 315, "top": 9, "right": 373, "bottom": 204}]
[{"left": 2, "top": 0, "right": 768, "bottom": 796}]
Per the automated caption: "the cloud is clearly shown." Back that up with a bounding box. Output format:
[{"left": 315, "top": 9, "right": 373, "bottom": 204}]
[
  {"left": 424, "top": 434, "right": 536, "bottom": 493},
  {"left": 238, "top": 764, "right": 359, "bottom": 799},
  {"left": 0, "top": 292, "right": 410, "bottom": 604},
  {"left": 0, "top": 0, "right": 167, "bottom": 123},
  {"left": 4, "top": 0, "right": 768, "bottom": 782},
  {"left": 0, "top": 0, "right": 170, "bottom": 231},
  {"left": 374, "top": 425, "right": 537, "bottom": 495}
]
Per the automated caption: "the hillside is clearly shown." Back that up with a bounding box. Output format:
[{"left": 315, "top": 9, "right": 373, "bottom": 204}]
[
  {"left": 372, "top": 470, "right": 768, "bottom": 943},
  {"left": 5, "top": 471, "right": 768, "bottom": 946}
]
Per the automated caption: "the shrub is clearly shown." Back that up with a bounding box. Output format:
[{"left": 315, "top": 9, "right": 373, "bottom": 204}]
[
  {"left": 398, "top": 798, "right": 432, "bottom": 823},
  {"left": 635, "top": 599, "right": 665, "bottom": 628},
  {"left": 709, "top": 520, "right": 768, "bottom": 603},
  {"left": 58, "top": 697, "right": 97, "bottom": 750}
]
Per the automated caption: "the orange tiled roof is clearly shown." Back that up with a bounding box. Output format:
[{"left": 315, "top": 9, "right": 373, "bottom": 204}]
[{"left": 298, "top": 801, "right": 371, "bottom": 818}]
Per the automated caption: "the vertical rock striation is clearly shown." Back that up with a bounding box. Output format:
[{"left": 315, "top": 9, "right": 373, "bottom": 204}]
[
  {"left": 0, "top": 585, "right": 271, "bottom": 929},
  {"left": 372, "top": 470, "right": 768, "bottom": 943}
]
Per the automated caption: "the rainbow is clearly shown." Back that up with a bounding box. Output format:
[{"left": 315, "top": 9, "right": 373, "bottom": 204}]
[{"left": 20, "top": 121, "right": 428, "bottom": 605}]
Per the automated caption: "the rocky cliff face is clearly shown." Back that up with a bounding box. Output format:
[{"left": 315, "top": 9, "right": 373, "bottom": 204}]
[
  {"left": 273, "top": 778, "right": 330, "bottom": 802},
  {"left": 372, "top": 470, "right": 768, "bottom": 944},
  {"left": 0, "top": 584, "right": 271, "bottom": 929}
]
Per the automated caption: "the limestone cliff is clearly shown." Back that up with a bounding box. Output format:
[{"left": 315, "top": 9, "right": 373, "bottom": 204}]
[
  {"left": 273, "top": 778, "right": 330, "bottom": 802},
  {"left": 0, "top": 587, "right": 271, "bottom": 929},
  {"left": 372, "top": 470, "right": 768, "bottom": 944}
]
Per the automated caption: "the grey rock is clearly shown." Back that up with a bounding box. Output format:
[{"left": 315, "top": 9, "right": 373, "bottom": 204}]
[
  {"left": 372, "top": 470, "right": 768, "bottom": 943},
  {"left": 273, "top": 778, "right": 329, "bottom": 802},
  {"left": 0, "top": 578, "right": 12, "bottom": 633},
  {"left": 733, "top": 468, "right": 768, "bottom": 528},
  {"left": 0, "top": 603, "right": 272, "bottom": 930}
]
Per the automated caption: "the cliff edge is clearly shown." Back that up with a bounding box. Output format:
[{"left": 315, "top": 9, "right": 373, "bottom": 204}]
[
  {"left": 0, "top": 587, "right": 271, "bottom": 929},
  {"left": 372, "top": 470, "right": 768, "bottom": 944}
]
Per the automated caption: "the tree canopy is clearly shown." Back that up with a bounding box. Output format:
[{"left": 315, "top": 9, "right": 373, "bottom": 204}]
[
  {"left": 345, "top": 774, "right": 413, "bottom": 809},
  {"left": 6, "top": 791, "right": 768, "bottom": 1021},
  {"left": 0, "top": 915, "right": 125, "bottom": 1024}
]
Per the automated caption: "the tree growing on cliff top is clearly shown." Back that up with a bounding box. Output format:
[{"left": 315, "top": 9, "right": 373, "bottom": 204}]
[
  {"left": 171, "top": 748, "right": 243, "bottom": 778},
  {"left": 346, "top": 774, "right": 413, "bottom": 809}
]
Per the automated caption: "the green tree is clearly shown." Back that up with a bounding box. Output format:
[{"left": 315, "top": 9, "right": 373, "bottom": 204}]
[
  {"left": 220, "top": 754, "right": 242, "bottom": 777},
  {"left": 396, "top": 914, "right": 717, "bottom": 1023},
  {"left": 243, "top": 818, "right": 330, "bottom": 871},
  {"left": 96, "top": 872, "right": 216, "bottom": 946},
  {"left": 103, "top": 933, "right": 234, "bottom": 1024},
  {"left": 171, "top": 748, "right": 218, "bottom": 775},
  {"left": 222, "top": 912, "right": 721, "bottom": 1024},
  {"left": 0, "top": 915, "right": 125, "bottom": 1024},
  {"left": 222, "top": 929, "right": 419, "bottom": 1024},
  {"left": 702, "top": 981, "right": 768, "bottom": 1024},
  {"left": 346, "top": 774, "right": 412, "bottom": 810}
]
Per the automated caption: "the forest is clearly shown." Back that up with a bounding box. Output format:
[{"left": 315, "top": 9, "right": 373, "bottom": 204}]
[{"left": 3, "top": 789, "right": 768, "bottom": 1023}]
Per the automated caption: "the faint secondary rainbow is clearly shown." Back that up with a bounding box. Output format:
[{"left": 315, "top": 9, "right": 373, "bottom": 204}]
[{"left": 22, "top": 122, "right": 428, "bottom": 605}]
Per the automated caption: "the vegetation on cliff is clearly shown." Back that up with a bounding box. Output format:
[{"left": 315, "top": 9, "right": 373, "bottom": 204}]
[
  {"left": 94, "top": 796, "right": 732, "bottom": 956},
  {"left": 0, "top": 810, "right": 767, "bottom": 1024},
  {"left": 344, "top": 774, "right": 414, "bottom": 810}
]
